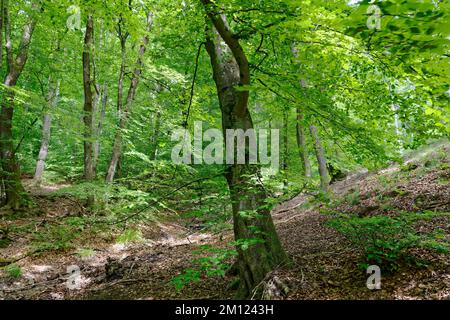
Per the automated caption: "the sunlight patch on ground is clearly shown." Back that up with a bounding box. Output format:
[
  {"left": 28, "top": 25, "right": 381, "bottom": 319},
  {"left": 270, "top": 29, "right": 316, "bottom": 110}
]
[{"left": 31, "top": 265, "right": 54, "bottom": 273}]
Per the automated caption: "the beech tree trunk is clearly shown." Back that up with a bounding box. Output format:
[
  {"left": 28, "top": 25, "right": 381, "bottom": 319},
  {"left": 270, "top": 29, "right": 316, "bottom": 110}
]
[
  {"left": 0, "top": 0, "right": 35, "bottom": 209},
  {"left": 34, "top": 78, "right": 60, "bottom": 184},
  {"left": 115, "top": 26, "right": 127, "bottom": 173},
  {"left": 149, "top": 108, "right": 161, "bottom": 161},
  {"left": 93, "top": 84, "right": 108, "bottom": 166},
  {"left": 309, "top": 124, "right": 330, "bottom": 193},
  {"left": 296, "top": 108, "right": 311, "bottom": 177},
  {"left": 0, "top": 0, "right": 3, "bottom": 70},
  {"left": 82, "top": 15, "right": 96, "bottom": 181},
  {"left": 291, "top": 46, "right": 312, "bottom": 179},
  {"left": 106, "top": 12, "right": 153, "bottom": 183},
  {"left": 203, "top": 2, "right": 288, "bottom": 298}
]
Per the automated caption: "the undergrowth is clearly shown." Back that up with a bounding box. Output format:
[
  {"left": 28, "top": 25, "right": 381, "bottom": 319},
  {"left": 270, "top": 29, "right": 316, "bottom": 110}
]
[{"left": 327, "top": 211, "right": 450, "bottom": 272}]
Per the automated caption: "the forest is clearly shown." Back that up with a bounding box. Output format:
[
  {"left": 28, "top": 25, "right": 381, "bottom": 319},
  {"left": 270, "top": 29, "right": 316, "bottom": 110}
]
[{"left": 0, "top": 0, "right": 449, "bottom": 303}]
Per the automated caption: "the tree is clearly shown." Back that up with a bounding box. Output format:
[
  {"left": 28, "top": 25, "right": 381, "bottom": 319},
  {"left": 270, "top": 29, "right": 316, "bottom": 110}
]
[
  {"left": 296, "top": 108, "right": 311, "bottom": 177},
  {"left": 106, "top": 12, "right": 153, "bottom": 183},
  {"left": 0, "top": 0, "right": 36, "bottom": 209},
  {"left": 34, "top": 78, "right": 60, "bottom": 185},
  {"left": 93, "top": 84, "right": 108, "bottom": 167},
  {"left": 82, "top": 14, "right": 96, "bottom": 182},
  {"left": 202, "top": 0, "right": 289, "bottom": 298},
  {"left": 310, "top": 124, "right": 330, "bottom": 193},
  {"left": 282, "top": 108, "right": 289, "bottom": 189}
]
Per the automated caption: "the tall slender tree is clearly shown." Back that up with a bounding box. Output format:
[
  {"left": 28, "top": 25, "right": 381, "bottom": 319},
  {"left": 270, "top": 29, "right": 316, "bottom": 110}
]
[
  {"left": 106, "top": 12, "right": 153, "bottom": 183},
  {"left": 310, "top": 124, "right": 330, "bottom": 193},
  {"left": 93, "top": 84, "right": 108, "bottom": 167},
  {"left": 82, "top": 14, "right": 96, "bottom": 182},
  {"left": 34, "top": 78, "right": 60, "bottom": 185},
  {"left": 296, "top": 108, "right": 311, "bottom": 177},
  {"left": 282, "top": 108, "right": 289, "bottom": 189},
  {"left": 0, "top": 0, "right": 36, "bottom": 209}
]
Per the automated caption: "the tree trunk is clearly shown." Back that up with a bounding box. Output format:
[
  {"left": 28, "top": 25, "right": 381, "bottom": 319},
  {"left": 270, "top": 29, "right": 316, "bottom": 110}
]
[
  {"left": 282, "top": 109, "right": 289, "bottom": 189},
  {"left": 91, "top": 83, "right": 100, "bottom": 170},
  {"left": 291, "top": 45, "right": 312, "bottom": 179},
  {"left": 0, "top": 0, "right": 3, "bottom": 70},
  {"left": 0, "top": 1, "right": 35, "bottom": 209},
  {"left": 309, "top": 124, "right": 330, "bottom": 193},
  {"left": 149, "top": 108, "right": 161, "bottom": 161},
  {"left": 93, "top": 84, "right": 107, "bottom": 166},
  {"left": 82, "top": 15, "right": 96, "bottom": 181},
  {"left": 106, "top": 12, "right": 153, "bottom": 183},
  {"left": 115, "top": 31, "right": 127, "bottom": 173},
  {"left": 296, "top": 108, "right": 311, "bottom": 177},
  {"left": 34, "top": 78, "right": 60, "bottom": 184},
  {"left": 203, "top": 3, "right": 288, "bottom": 298}
]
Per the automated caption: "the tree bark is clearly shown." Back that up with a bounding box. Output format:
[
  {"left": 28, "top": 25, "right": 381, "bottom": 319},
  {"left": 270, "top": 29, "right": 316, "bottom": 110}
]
[
  {"left": 149, "top": 108, "right": 161, "bottom": 161},
  {"left": 0, "top": 0, "right": 3, "bottom": 70},
  {"left": 106, "top": 12, "right": 153, "bottom": 183},
  {"left": 309, "top": 124, "right": 330, "bottom": 193},
  {"left": 115, "top": 27, "right": 127, "bottom": 173},
  {"left": 93, "top": 84, "right": 107, "bottom": 166},
  {"left": 117, "top": 31, "right": 127, "bottom": 114},
  {"left": 82, "top": 15, "right": 96, "bottom": 181},
  {"left": 296, "top": 108, "right": 311, "bottom": 177},
  {"left": 282, "top": 109, "right": 289, "bottom": 189},
  {"left": 291, "top": 45, "right": 312, "bottom": 179},
  {"left": 203, "top": 3, "right": 288, "bottom": 298},
  {"left": 34, "top": 78, "right": 60, "bottom": 184},
  {"left": 0, "top": 0, "right": 35, "bottom": 209}
]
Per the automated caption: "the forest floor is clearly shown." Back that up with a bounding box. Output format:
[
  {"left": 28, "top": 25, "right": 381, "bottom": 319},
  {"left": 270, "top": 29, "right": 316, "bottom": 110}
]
[{"left": 0, "top": 140, "right": 449, "bottom": 300}]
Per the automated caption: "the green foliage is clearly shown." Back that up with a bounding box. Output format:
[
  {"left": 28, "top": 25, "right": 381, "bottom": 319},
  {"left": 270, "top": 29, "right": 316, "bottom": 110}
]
[
  {"left": 0, "top": 237, "right": 12, "bottom": 249},
  {"left": 171, "top": 268, "right": 202, "bottom": 291},
  {"left": 4, "top": 264, "right": 22, "bottom": 279},
  {"left": 116, "top": 229, "right": 143, "bottom": 244},
  {"left": 76, "top": 248, "right": 96, "bottom": 258},
  {"left": 232, "top": 238, "right": 265, "bottom": 251},
  {"left": 52, "top": 181, "right": 157, "bottom": 220},
  {"left": 346, "top": 190, "right": 361, "bottom": 206},
  {"left": 238, "top": 210, "right": 264, "bottom": 220},
  {"left": 314, "top": 190, "right": 332, "bottom": 204},
  {"left": 31, "top": 217, "right": 85, "bottom": 251},
  {"left": 327, "top": 212, "right": 450, "bottom": 272},
  {"left": 171, "top": 245, "right": 237, "bottom": 291}
]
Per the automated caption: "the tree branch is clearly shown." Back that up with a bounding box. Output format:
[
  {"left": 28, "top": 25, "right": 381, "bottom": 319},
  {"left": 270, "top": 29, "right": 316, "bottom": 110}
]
[
  {"left": 184, "top": 42, "right": 205, "bottom": 128},
  {"left": 201, "top": 0, "right": 250, "bottom": 118}
]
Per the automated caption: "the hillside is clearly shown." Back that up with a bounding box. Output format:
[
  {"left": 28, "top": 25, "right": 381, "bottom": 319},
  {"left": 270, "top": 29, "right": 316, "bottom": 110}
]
[{"left": 1, "top": 140, "right": 448, "bottom": 300}]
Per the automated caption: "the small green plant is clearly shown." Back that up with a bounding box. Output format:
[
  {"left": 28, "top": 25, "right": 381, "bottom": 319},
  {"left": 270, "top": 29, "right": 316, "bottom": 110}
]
[
  {"left": 171, "top": 268, "right": 202, "bottom": 291},
  {"left": 231, "top": 237, "right": 265, "bottom": 251},
  {"left": 314, "top": 190, "right": 332, "bottom": 204},
  {"left": 0, "top": 237, "right": 11, "bottom": 248},
  {"left": 328, "top": 212, "right": 450, "bottom": 272},
  {"left": 31, "top": 218, "right": 84, "bottom": 251},
  {"left": 5, "top": 263, "right": 22, "bottom": 278},
  {"left": 400, "top": 162, "right": 420, "bottom": 172},
  {"left": 171, "top": 245, "right": 237, "bottom": 291},
  {"left": 76, "top": 248, "right": 96, "bottom": 258},
  {"left": 116, "top": 229, "right": 143, "bottom": 244},
  {"left": 346, "top": 190, "right": 361, "bottom": 205},
  {"left": 328, "top": 214, "right": 419, "bottom": 272}
]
